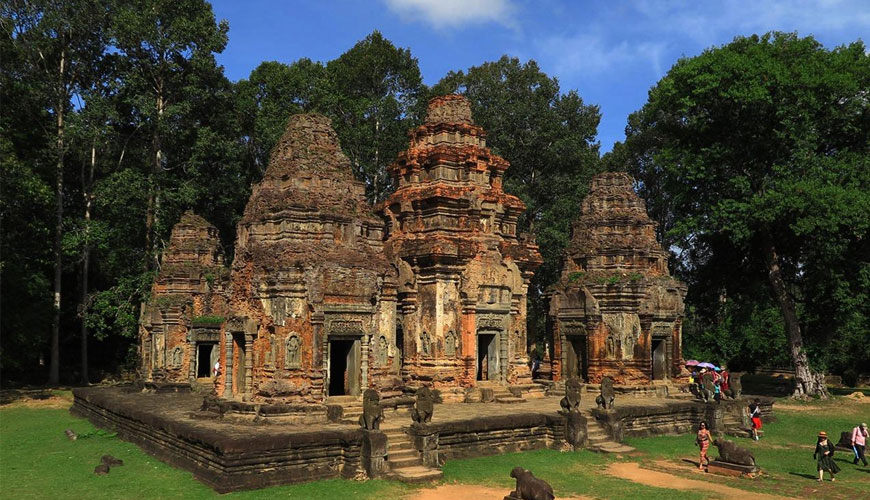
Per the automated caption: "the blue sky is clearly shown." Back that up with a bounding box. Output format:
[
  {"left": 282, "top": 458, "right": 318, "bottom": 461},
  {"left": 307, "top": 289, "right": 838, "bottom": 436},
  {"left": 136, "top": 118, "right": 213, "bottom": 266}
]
[{"left": 210, "top": 0, "right": 869, "bottom": 153}]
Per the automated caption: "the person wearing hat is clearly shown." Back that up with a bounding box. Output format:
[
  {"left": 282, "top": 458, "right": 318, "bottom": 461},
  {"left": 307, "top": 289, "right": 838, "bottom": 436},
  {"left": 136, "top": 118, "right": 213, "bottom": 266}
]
[
  {"left": 814, "top": 431, "right": 840, "bottom": 481},
  {"left": 851, "top": 422, "right": 869, "bottom": 466}
]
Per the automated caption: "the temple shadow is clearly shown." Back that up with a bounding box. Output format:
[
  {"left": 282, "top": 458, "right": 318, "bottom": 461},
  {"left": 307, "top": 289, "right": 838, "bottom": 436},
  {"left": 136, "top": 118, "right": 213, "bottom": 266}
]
[{"left": 788, "top": 472, "right": 818, "bottom": 480}]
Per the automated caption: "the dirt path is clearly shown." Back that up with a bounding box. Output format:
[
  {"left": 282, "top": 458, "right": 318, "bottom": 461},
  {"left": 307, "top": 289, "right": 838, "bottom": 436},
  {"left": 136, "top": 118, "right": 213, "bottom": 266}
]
[
  {"left": 405, "top": 484, "right": 592, "bottom": 500},
  {"left": 606, "top": 462, "right": 790, "bottom": 500}
]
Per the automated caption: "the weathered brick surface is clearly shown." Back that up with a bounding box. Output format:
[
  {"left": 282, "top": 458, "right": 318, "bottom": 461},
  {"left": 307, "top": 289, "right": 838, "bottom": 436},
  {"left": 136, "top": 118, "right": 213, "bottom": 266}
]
[
  {"left": 139, "top": 211, "right": 227, "bottom": 383},
  {"left": 549, "top": 172, "right": 687, "bottom": 384},
  {"left": 222, "top": 114, "right": 398, "bottom": 402},
  {"left": 378, "top": 95, "right": 542, "bottom": 393}
]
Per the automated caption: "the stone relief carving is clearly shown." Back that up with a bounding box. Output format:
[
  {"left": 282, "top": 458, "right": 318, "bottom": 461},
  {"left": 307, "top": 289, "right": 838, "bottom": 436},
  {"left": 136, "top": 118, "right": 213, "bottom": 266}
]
[
  {"left": 329, "top": 319, "right": 364, "bottom": 335},
  {"left": 376, "top": 336, "right": 388, "bottom": 367},
  {"left": 420, "top": 331, "right": 431, "bottom": 356},
  {"left": 477, "top": 314, "right": 504, "bottom": 331},
  {"left": 171, "top": 347, "right": 183, "bottom": 368},
  {"left": 602, "top": 313, "right": 640, "bottom": 360},
  {"left": 444, "top": 331, "right": 456, "bottom": 357},
  {"left": 285, "top": 334, "right": 301, "bottom": 368}
]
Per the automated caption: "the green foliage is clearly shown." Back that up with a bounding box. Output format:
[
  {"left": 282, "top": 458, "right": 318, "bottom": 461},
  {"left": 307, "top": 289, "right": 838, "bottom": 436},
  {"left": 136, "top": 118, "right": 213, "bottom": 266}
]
[{"left": 619, "top": 32, "right": 870, "bottom": 378}]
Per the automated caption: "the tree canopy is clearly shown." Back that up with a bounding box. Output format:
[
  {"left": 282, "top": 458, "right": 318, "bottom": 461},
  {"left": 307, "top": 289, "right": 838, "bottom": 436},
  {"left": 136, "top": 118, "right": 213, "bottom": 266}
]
[{"left": 615, "top": 32, "right": 870, "bottom": 395}]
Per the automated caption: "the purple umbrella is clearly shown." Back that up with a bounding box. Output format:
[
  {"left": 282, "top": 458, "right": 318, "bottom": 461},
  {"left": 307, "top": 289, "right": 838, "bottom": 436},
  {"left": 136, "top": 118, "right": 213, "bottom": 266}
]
[
  {"left": 685, "top": 360, "right": 700, "bottom": 366},
  {"left": 698, "top": 362, "right": 716, "bottom": 369}
]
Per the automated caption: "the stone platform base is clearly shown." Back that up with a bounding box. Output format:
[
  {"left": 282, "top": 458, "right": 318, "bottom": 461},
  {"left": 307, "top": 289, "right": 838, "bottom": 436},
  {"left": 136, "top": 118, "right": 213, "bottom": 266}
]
[
  {"left": 70, "top": 387, "right": 773, "bottom": 492},
  {"left": 707, "top": 460, "right": 759, "bottom": 477}
]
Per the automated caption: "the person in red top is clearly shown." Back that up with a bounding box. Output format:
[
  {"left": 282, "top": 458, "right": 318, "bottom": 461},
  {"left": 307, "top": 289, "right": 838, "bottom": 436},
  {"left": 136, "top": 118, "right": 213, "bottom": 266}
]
[
  {"left": 748, "top": 398, "right": 762, "bottom": 441},
  {"left": 720, "top": 369, "right": 730, "bottom": 399},
  {"left": 852, "top": 422, "right": 868, "bottom": 466}
]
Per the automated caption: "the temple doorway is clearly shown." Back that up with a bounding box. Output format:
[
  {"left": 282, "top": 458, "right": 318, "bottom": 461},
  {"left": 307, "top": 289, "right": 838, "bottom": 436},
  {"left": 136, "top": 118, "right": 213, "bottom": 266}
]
[
  {"left": 396, "top": 325, "right": 404, "bottom": 368},
  {"left": 651, "top": 338, "right": 666, "bottom": 380},
  {"left": 476, "top": 333, "right": 499, "bottom": 381},
  {"left": 233, "top": 333, "right": 246, "bottom": 395},
  {"left": 196, "top": 343, "right": 218, "bottom": 378},
  {"left": 566, "top": 335, "right": 588, "bottom": 382},
  {"left": 328, "top": 339, "right": 361, "bottom": 396}
]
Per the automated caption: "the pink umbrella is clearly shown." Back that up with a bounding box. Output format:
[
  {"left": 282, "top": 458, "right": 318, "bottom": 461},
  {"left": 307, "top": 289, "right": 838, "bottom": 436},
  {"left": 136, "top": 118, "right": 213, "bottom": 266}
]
[{"left": 685, "top": 360, "right": 700, "bottom": 366}]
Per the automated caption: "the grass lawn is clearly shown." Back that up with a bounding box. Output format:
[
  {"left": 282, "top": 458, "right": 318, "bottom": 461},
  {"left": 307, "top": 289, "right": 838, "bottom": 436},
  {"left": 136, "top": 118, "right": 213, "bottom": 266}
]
[
  {"left": 2, "top": 390, "right": 869, "bottom": 499},
  {"left": 624, "top": 396, "right": 870, "bottom": 499}
]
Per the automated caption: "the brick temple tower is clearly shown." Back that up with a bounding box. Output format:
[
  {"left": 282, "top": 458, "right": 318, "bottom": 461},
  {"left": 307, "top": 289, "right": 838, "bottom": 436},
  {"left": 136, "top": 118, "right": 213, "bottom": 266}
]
[
  {"left": 378, "top": 95, "right": 542, "bottom": 400},
  {"left": 220, "top": 114, "right": 398, "bottom": 402},
  {"left": 549, "top": 172, "right": 686, "bottom": 384},
  {"left": 140, "top": 211, "right": 228, "bottom": 383}
]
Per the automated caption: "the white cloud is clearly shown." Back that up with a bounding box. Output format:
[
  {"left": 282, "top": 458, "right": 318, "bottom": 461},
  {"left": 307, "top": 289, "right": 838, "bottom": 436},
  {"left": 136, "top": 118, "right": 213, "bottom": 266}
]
[
  {"left": 536, "top": 34, "right": 668, "bottom": 79},
  {"left": 383, "top": 0, "right": 517, "bottom": 29}
]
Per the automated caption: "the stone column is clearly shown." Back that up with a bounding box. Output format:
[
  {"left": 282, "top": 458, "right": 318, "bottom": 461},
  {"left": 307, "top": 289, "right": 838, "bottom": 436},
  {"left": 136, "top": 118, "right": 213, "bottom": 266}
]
[
  {"left": 361, "top": 334, "right": 369, "bottom": 389},
  {"left": 361, "top": 429, "right": 388, "bottom": 478},
  {"left": 460, "top": 301, "right": 476, "bottom": 386},
  {"left": 223, "top": 330, "right": 233, "bottom": 399},
  {"left": 409, "top": 423, "right": 440, "bottom": 467},
  {"left": 563, "top": 411, "right": 588, "bottom": 450},
  {"left": 244, "top": 333, "right": 253, "bottom": 400}
]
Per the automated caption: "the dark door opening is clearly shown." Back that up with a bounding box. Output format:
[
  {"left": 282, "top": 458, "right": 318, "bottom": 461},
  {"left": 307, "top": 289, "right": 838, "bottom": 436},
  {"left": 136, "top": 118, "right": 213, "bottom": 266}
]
[
  {"left": 329, "top": 339, "right": 360, "bottom": 396},
  {"left": 196, "top": 343, "right": 216, "bottom": 378},
  {"left": 233, "top": 333, "right": 246, "bottom": 395},
  {"left": 652, "top": 338, "right": 666, "bottom": 380},
  {"left": 477, "top": 333, "right": 498, "bottom": 381},
  {"left": 396, "top": 325, "right": 404, "bottom": 368},
  {"left": 567, "top": 336, "right": 588, "bottom": 382}
]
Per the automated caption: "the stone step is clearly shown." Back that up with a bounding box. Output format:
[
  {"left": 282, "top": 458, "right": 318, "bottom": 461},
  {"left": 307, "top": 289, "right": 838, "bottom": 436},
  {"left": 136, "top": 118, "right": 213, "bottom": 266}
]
[
  {"left": 388, "top": 441, "right": 413, "bottom": 452},
  {"left": 390, "top": 466, "right": 443, "bottom": 483},
  {"left": 495, "top": 396, "right": 526, "bottom": 404},
  {"left": 592, "top": 442, "right": 636, "bottom": 454},
  {"left": 389, "top": 456, "right": 423, "bottom": 468},
  {"left": 388, "top": 449, "right": 418, "bottom": 460}
]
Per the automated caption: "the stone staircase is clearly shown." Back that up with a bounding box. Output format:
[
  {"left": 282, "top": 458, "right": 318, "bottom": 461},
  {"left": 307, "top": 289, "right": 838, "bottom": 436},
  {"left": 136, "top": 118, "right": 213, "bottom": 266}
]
[
  {"left": 383, "top": 426, "right": 443, "bottom": 483},
  {"left": 584, "top": 411, "right": 635, "bottom": 454},
  {"left": 479, "top": 381, "right": 526, "bottom": 404},
  {"left": 328, "top": 395, "right": 363, "bottom": 424}
]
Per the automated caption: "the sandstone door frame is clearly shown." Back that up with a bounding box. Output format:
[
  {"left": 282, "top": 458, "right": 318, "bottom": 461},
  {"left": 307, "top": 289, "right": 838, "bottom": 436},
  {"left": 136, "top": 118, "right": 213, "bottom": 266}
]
[
  {"left": 565, "top": 334, "right": 589, "bottom": 382},
  {"left": 326, "top": 337, "right": 362, "bottom": 397},
  {"left": 651, "top": 335, "right": 669, "bottom": 380}
]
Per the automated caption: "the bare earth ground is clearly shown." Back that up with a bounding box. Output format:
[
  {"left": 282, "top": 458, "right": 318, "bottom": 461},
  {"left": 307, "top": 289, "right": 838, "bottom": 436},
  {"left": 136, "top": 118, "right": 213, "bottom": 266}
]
[
  {"left": 605, "top": 461, "right": 790, "bottom": 500},
  {"left": 405, "top": 484, "right": 592, "bottom": 500}
]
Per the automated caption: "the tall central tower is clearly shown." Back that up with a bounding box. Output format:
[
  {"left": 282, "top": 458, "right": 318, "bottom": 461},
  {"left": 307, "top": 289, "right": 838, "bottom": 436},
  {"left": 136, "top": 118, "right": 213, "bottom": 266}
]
[{"left": 378, "top": 95, "right": 542, "bottom": 399}]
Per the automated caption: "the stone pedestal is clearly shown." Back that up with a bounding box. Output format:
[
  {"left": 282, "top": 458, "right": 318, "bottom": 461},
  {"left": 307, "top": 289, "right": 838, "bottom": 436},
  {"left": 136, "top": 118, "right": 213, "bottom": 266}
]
[
  {"left": 504, "top": 495, "right": 522, "bottom": 500},
  {"left": 409, "top": 423, "right": 440, "bottom": 467},
  {"left": 562, "top": 411, "right": 588, "bottom": 449},
  {"left": 361, "top": 429, "right": 387, "bottom": 478},
  {"left": 708, "top": 460, "right": 758, "bottom": 477},
  {"left": 706, "top": 405, "right": 726, "bottom": 435}
]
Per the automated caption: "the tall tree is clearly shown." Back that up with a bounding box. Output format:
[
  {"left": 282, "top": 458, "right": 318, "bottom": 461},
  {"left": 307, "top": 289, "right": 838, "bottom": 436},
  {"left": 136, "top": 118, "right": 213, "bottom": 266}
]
[
  {"left": 324, "top": 31, "right": 425, "bottom": 202},
  {"left": 111, "top": 0, "right": 228, "bottom": 271},
  {"left": 4, "top": 0, "right": 109, "bottom": 384},
  {"left": 235, "top": 59, "right": 326, "bottom": 175},
  {"left": 619, "top": 33, "right": 870, "bottom": 397},
  {"left": 434, "top": 57, "right": 602, "bottom": 340}
]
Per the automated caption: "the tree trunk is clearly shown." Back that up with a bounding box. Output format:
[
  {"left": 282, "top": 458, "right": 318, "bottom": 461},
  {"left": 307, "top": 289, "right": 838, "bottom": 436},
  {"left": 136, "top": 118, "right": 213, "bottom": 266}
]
[
  {"left": 762, "top": 232, "right": 829, "bottom": 399},
  {"left": 49, "top": 50, "right": 66, "bottom": 386},
  {"left": 80, "top": 143, "right": 95, "bottom": 385},
  {"left": 145, "top": 91, "right": 164, "bottom": 272}
]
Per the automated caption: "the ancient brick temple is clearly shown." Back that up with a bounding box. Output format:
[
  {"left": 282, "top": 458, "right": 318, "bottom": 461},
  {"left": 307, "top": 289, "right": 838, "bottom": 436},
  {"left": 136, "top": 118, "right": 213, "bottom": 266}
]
[
  {"left": 220, "top": 114, "right": 398, "bottom": 402},
  {"left": 549, "top": 172, "right": 686, "bottom": 384},
  {"left": 378, "top": 95, "right": 542, "bottom": 399},
  {"left": 139, "top": 211, "right": 228, "bottom": 382}
]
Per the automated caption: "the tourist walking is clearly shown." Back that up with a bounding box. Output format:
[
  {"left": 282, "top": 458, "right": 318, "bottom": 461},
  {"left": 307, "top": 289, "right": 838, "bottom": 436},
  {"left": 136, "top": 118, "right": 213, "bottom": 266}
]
[
  {"left": 720, "top": 369, "right": 730, "bottom": 399},
  {"left": 696, "top": 422, "right": 712, "bottom": 470},
  {"left": 748, "top": 398, "right": 762, "bottom": 440},
  {"left": 852, "top": 422, "right": 869, "bottom": 466},
  {"left": 815, "top": 431, "right": 840, "bottom": 481}
]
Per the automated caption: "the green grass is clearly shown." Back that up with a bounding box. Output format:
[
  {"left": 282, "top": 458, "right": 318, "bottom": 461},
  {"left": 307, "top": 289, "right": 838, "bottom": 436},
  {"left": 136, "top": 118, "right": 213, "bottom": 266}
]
[
  {"left": 624, "top": 399, "right": 870, "bottom": 498},
  {"left": 2, "top": 395, "right": 869, "bottom": 499},
  {"left": 0, "top": 406, "right": 414, "bottom": 500}
]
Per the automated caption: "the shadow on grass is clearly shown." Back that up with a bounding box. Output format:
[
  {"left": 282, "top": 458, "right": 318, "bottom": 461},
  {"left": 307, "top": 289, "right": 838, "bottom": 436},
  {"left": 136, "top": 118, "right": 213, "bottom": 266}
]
[{"left": 788, "top": 472, "right": 818, "bottom": 480}]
